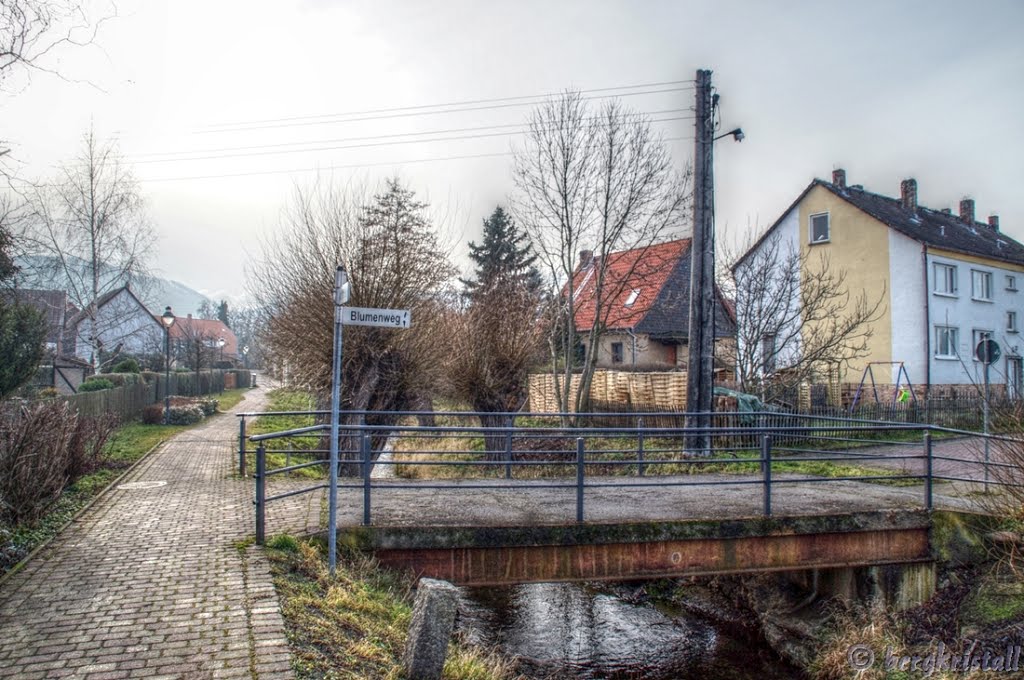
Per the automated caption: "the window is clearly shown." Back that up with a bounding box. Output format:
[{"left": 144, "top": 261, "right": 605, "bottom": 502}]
[
  {"left": 761, "top": 334, "right": 777, "bottom": 373},
  {"left": 971, "top": 269, "right": 993, "bottom": 301},
  {"left": 933, "top": 263, "right": 957, "bottom": 296},
  {"left": 809, "top": 213, "right": 830, "bottom": 244},
  {"left": 1009, "top": 311, "right": 1019, "bottom": 333},
  {"left": 624, "top": 289, "right": 640, "bottom": 307},
  {"left": 972, "top": 329, "right": 993, "bottom": 360},
  {"left": 1007, "top": 275, "right": 1018, "bottom": 292},
  {"left": 611, "top": 342, "right": 624, "bottom": 364},
  {"left": 934, "top": 326, "right": 959, "bottom": 358}
]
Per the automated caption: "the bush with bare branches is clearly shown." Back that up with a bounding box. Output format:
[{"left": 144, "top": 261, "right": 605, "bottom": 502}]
[
  {"left": 248, "top": 177, "right": 456, "bottom": 470},
  {"left": 444, "top": 281, "right": 547, "bottom": 457}
]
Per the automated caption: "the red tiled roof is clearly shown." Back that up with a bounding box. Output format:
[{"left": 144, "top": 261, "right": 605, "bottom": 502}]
[
  {"left": 165, "top": 315, "right": 239, "bottom": 356},
  {"left": 570, "top": 239, "right": 690, "bottom": 331}
]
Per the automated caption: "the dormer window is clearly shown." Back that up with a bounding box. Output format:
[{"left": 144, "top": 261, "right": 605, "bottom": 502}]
[
  {"left": 810, "top": 213, "right": 830, "bottom": 244},
  {"left": 624, "top": 289, "right": 640, "bottom": 307}
]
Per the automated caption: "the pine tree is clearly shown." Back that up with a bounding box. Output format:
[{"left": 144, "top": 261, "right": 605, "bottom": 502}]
[
  {"left": 217, "top": 300, "right": 230, "bottom": 328},
  {"left": 461, "top": 206, "right": 541, "bottom": 298}
]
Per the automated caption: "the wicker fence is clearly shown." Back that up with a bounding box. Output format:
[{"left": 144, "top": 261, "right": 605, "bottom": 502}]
[{"left": 528, "top": 371, "right": 687, "bottom": 412}]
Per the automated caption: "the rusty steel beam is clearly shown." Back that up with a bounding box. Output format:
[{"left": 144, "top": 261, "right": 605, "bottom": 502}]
[{"left": 373, "top": 528, "right": 931, "bottom": 586}]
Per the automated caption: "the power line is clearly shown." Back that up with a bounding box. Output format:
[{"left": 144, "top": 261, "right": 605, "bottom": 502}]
[
  {"left": 194, "top": 86, "right": 694, "bottom": 134},
  {"left": 129, "top": 115, "right": 694, "bottom": 165},
  {"left": 130, "top": 108, "right": 693, "bottom": 160},
  {"left": 197, "top": 79, "right": 696, "bottom": 131},
  {"left": 136, "top": 136, "right": 694, "bottom": 184}
]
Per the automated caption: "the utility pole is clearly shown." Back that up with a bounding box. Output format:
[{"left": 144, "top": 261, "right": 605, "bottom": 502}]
[{"left": 686, "top": 69, "right": 715, "bottom": 453}]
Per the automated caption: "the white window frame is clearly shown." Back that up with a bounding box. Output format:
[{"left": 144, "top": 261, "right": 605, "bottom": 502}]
[
  {"left": 933, "top": 262, "right": 958, "bottom": 297},
  {"left": 972, "top": 329, "right": 994, "bottom": 360},
  {"left": 1009, "top": 311, "right": 1019, "bottom": 334},
  {"left": 809, "top": 212, "right": 830, "bottom": 244},
  {"left": 1007, "top": 274, "right": 1018, "bottom": 292},
  {"left": 971, "top": 269, "right": 993, "bottom": 302},
  {"left": 934, "top": 325, "right": 959, "bottom": 359},
  {"left": 610, "top": 341, "right": 624, "bottom": 364},
  {"left": 624, "top": 289, "right": 640, "bottom": 307}
]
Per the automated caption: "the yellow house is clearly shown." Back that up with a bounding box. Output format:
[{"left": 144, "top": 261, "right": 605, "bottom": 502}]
[{"left": 735, "top": 169, "right": 1024, "bottom": 396}]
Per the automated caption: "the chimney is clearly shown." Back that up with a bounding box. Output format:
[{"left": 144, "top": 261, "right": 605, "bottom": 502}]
[
  {"left": 579, "top": 250, "right": 594, "bottom": 269},
  {"left": 900, "top": 178, "right": 918, "bottom": 211},
  {"left": 187, "top": 313, "right": 193, "bottom": 320},
  {"left": 959, "top": 198, "right": 975, "bottom": 223},
  {"left": 832, "top": 168, "right": 846, "bottom": 188},
  {"left": 988, "top": 215, "right": 1000, "bottom": 232}
]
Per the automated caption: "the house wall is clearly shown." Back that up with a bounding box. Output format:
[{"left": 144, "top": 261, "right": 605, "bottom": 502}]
[
  {"left": 73, "top": 289, "right": 164, "bottom": 363},
  {"left": 589, "top": 332, "right": 677, "bottom": 369},
  {"left": 735, "top": 205, "right": 803, "bottom": 376},
  {"left": 799, "top": 185, "right": 894, "bottom": 382},
  {"left": 888, "top": 229, "right": 927, "bottom": 387},
  {"left": 926, "top": 248, "right": 1024, "bottom": 386}
]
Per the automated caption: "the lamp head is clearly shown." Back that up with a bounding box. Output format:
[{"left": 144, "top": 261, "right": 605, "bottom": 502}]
[{"left": 161, "top": 306, "right": 175, "bottom": 328}]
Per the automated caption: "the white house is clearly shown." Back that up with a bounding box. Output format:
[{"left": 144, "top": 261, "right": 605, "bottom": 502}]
[
  {"left": 65, "top": 285, "right": 165, "bottom": 367},
  {"left": 736, "top": 169, "right": 1024, "bottom": 397}
]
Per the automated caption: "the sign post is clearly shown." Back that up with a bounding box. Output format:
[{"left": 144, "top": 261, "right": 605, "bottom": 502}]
[
  {"left": 976, "top": 338, "right": 1000, "bottom": 493},
  {"left": 327, "top": 265, "right": 350, "bottom": 574}
]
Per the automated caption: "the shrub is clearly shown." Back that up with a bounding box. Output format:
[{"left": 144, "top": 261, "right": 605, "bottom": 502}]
[
  {"left": 197, "top": 398, "right": 218, "bottom": 416},
  {"left": 78, "top": 378, "right": 114, "bottom": 392},
  {"left": 140, "top": 371, "right": 159, "bottom": 384},
  {"left": 37, "top": 387, "right": 59, "bottom": 399},
  {"left": 0, "top": 401, "right": 76, "bottom": 525},
  {"left": 65, "top": 413, "right": 118, "bottom": 480},
  {"left": 111, "top": 358, "right": 140, "bottom": 374},
  {"left": 141, "top": 404, "right": 164, "bottom": 425},
  {"left": 166, "top": 403, "right": 203, "bottom": 425}
]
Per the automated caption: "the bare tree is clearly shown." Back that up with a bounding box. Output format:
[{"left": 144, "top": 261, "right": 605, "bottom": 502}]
[
  {"left": 1, "top": 0, "right": 111, "bottom": 91},
  {"left": 444, "top": 279, "right": 547, "bottom": 457},
  {"left": 22, "top": 129, "right": 153, "bottom": 368},
  {"left": 724, "top": 231, "right": 885, "bottom": 400},
  {"left": 512, "top": 91, "right": 691, "bottom": 414},
  {"left": 248, "top": 176, "right": 456, "bottom": 468}
]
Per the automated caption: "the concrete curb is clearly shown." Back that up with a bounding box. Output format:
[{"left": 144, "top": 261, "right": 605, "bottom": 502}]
[{"left": 0, "top": 437, "right": 168, "bottom": 589}]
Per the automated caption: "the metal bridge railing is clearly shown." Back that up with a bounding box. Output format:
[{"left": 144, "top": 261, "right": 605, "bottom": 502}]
[{"left": 236, "top": 410, "right": 1024, "bottom": 545}]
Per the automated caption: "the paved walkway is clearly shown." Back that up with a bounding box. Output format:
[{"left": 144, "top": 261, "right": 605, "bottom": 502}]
[{"left": 0, "top": 382, "right": 294, "bottom": 680}]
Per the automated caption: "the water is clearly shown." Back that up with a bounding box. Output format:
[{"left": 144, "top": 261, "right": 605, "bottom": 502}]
[{"left": 456, "top": 582, "right": 804, "bottom": 680}]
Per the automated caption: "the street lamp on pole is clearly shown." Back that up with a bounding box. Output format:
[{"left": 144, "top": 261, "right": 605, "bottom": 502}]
[
  {"left": 217, "top": 338, "right": 226, "bottom": 393},
  {"left": 160, "top": 307, "right": 176, "bottom": 424}
]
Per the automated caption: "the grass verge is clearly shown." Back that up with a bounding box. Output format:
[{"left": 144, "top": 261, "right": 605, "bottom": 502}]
[
  {"left": 216, "top": 387, "right": 250, "bottom": 412},
  {"left": 265, "top": 535, "right": 514, "bottom": 679},
  {"left": 246, "top": 389, "right": 325, "bottom": 480}
]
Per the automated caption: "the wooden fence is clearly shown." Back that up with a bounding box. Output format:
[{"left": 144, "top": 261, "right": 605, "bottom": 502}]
[{"left": 62, "top": 370, "right": 253, "bottom": 421}]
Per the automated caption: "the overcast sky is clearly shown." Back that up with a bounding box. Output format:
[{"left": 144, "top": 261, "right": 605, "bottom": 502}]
[{"left": 4, "top": 0, "right": 1023, "bottom": 306}]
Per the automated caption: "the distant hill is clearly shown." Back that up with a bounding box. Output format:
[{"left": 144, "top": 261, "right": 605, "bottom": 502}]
[{"left": 14, "top": 255, "right": 213, "bottom": 317}]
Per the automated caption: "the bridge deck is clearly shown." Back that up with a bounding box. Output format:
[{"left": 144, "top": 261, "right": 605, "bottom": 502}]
[{"left": 307, "top": 472, "right": 978, "bottom": 529}]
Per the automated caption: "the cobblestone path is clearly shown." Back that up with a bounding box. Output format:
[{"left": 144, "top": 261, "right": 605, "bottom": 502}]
[{"left": 0, "top": 383, "right": 295, "bottom": 680}]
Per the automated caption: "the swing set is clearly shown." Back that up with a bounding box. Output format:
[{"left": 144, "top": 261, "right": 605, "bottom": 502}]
[{"left": 848, "top": 361, "right": 917, "bottom": 414}]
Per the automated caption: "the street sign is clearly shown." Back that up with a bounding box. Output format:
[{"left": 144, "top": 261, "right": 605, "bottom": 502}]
[
  {"left": 976, "top": 338, "right": 1001, "bottom": 365},
  {"left": 339, "top": 306, "right": 411, "bottom": 329}
]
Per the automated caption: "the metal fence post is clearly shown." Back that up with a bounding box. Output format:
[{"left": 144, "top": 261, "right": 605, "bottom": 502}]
[
  {"left": 362, "top": 432, "right": 372, "bottom": 526},
  {"left": 576, "top": 437, "right": 585, "bottom": 523},
  {"left": 924, "top": 432, "right": 933, "bottom": 511},
  {"left": 238, "top": 417, "right": 246, "bottom": 477},
  {"left": 505, "top": 415, "right": 514, "bottom": 480},
  {"left": 762, "top": 434, "right": 772, "bottom": 517},
  {"left": 637, "top": 416, "right": 646, "bottom": 477},
  {"left": 255, "top": 444, "right": 266, "bottom": 544}
]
